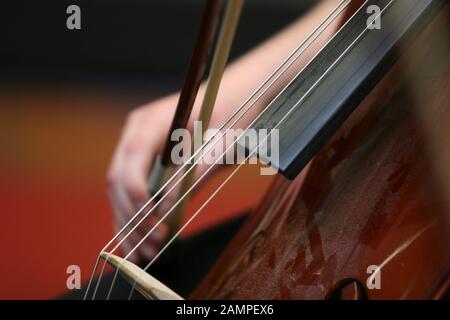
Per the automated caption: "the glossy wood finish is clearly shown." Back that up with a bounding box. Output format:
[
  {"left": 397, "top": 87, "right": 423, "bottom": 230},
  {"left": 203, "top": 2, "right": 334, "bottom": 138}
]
[{"left": 192, "top": 6, "right": 450, "bottom": 299}]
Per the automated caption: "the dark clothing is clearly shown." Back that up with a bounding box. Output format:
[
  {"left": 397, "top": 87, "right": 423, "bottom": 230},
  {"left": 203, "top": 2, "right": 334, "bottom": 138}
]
[{"left": 63, "top": 215, "right": 246, "bottom": 300}]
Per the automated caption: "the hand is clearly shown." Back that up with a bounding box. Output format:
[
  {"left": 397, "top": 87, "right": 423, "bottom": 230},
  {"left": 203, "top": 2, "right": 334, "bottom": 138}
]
[
  {"left": 105, "top": 0, "right": 336, "bottom": 263},
  {"left": 107, "top": 94, "right": 178, "bottom": 263}
]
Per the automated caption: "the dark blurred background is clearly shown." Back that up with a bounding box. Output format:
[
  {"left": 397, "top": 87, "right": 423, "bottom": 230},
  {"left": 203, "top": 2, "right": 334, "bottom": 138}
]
[
  {"left": 0, "top": 0, "right": 314, "bottom": 299},
  {"left": 1, "top": 0, "right": 315, "bottom": 87}
]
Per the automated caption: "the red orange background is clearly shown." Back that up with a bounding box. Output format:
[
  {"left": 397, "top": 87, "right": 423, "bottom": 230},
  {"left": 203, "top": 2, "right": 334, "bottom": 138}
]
[{"left": 0, "top": 86, "right": 273, "bottom": 299}]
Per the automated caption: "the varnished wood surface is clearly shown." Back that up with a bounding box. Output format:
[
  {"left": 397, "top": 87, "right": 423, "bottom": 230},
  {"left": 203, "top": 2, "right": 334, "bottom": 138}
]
[{"left": 192, "top": 12, "right": 450, "bottom": 298}]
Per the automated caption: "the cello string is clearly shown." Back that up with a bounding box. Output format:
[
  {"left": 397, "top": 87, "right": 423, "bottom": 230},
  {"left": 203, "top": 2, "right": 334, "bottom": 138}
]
[
  {"left": 109, "top": 0, "right": 378, "bottom": 299},
  {"left": 105, "top": 0, "right": 362, "bottom": 300},
  {"left": 103, "top": 0, "right": 355, "bottom": 299},
  {"left": 101, "top": 0, "right": 357, "bottom": 300},
  {"left": 125, "top": 0, "right": 392, "bottom": 299},
  {"left": 85, "top": 0, "right": 351, "bottom": 300}
]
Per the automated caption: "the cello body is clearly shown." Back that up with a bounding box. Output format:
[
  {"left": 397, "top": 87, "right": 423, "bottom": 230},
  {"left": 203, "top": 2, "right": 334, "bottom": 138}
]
[{"left": 192, "top": 2, "right": 450, "bottom": 300}]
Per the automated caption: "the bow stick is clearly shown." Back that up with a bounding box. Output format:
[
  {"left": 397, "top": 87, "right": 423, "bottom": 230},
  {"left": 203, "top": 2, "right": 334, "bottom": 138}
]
[
  {"left": 167, "top": 0, "right": 244, "bottom": 235},
  {"left": 147, "top": 0, "right": 224, "bottom": 194}
]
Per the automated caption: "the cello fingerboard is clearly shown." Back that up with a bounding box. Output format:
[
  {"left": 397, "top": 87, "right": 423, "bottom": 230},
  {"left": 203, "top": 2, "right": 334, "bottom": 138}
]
[{"left": 239, "top": 0, "right": 446, "bottom": 179}]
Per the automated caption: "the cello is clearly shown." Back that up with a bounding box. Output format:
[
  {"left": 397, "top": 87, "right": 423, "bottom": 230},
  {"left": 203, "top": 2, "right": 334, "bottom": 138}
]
[{"left": 85, "top": 0, "right": 450, "bottom": 300}]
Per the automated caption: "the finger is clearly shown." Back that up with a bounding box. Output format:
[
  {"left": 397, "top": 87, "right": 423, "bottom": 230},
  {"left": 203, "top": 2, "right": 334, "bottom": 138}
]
[
  {"left": 107, "top": 136, "right": 142, "bottom": 255},
  {"left": 114, "top": 225, "right": 139, "bottom": 263},
  {"left": 107, "top": 109, "right": 166, "bottom": 262},
  {"left": 108, "top": 150, "right": 147, "bottom": 253},
  {"left": 121, "top": 138, "right": 153, "bottom": 206},
  {"left": 115, "top": 220, "right": 160, "bottom": 263},
  {"left": 107, "top": 109, "right": 152, "bottom": 201},
  {"left": 120, "top": 111, "right": 159, "bottom": 199},
  {"left": 139, "top": 215, "right": 169, "bottom": 243},
  {"left": 113, "top": 164, "right": 165, "bottom": 257},
  {"left": 115, "top": 214, "right": 162, "bottom": 262},
  {"left": 109, "top": 188, "right": 145, "bottom": 258},
  {"left": 110, "top": 176, "right": 138, "bottom": 222},
  {"left": 111, "top": 187, "right": 166, "bottom": 261},
  {"left": 108, "top": 139, "right": 146, "bottom": 222},
  {"left": 135, "top": 242, "right": 157, "bottom": 262}
]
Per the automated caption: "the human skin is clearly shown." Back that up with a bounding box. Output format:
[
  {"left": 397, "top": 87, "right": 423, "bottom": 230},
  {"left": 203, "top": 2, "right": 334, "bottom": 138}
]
[{"left": 107, "top": 0, "right": 341, "bottom": 261}]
